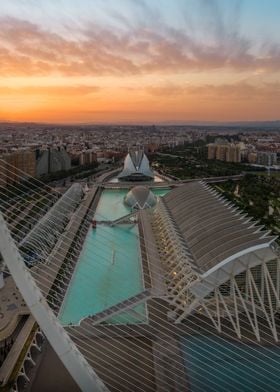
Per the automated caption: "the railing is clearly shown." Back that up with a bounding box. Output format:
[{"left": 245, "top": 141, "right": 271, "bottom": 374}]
[{"left": 88, "top": 289, "right": 153, "bottom": 325}]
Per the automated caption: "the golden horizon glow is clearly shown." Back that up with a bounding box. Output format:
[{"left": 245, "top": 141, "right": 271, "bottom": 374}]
[
  {"left": 1, "top": 77, "right": 279, "bottom": 123},
  {"left": 1, "top": 1, "right": 280, "bottom": 123}
]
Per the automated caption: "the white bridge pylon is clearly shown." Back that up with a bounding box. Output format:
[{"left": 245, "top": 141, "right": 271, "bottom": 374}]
[{"left": 0, "top": 213, "right": 110, "bottom": 392}]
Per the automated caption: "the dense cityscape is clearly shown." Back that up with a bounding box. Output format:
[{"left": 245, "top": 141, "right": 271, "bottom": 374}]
[
  {"left": 1, "top": 0, "right": 280, "bottom": 391},
  {"left": 0, "top": 121, "right": 279, "bottom": 392},
  {"left": 0, "top": 123, "right": 279, "bottom": 182}
]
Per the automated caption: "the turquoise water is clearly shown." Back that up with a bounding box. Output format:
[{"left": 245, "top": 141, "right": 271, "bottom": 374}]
[
  {"left": 95, "top": 189, "right": 130, "bottom": 221},
  {"left": 60, "top": 187, "right": 170, "bottom": 325},
  {"left": 181, "top": 335, "right": 280, "bottom": 392},
  {"left": 95, "top": 188, "right": 170, "bottom": 221},
  {"left": 60, "top": 224, "right": 144, "bottom": 325}
]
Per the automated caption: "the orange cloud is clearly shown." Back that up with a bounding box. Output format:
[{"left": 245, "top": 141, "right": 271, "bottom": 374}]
[
  {"left": 1, "top": 10, "right": 280, "bottom": 123},
  {"left": 145, "top": 82, "right": 280, "bottom": 100},
  {"left": 1, "top": 17, "right": 280, "bottom": 77},
  {"left": 0, "top": 85, "right": 100, "bottom": 96}
]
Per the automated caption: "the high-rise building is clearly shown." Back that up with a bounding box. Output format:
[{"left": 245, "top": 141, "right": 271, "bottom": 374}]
[
  {"left": 208, "top": 143, "right": 241, "bottom": 162},
  {"left": 0, "top": 158, "right": 7, "bottom": 188},
  {"left": 256, "top": 151, "right": 277, "bottom": 166},
  {"left": 226, "top": 144, "right": 241, "bottom": 163},
  {"left": 207, "top": 144, "right": 217, "bottom": 159},
  {"left": 79, "top": 150, "right": 97, "bottom": 166},
  {"left": 36, "top": 147, "right": 71, "bottom": 176},
  {"left": 0, "top": 150, "right": 36, "bottom": 186},
  {"left": 215, "top": 144, "right": 228, "bottom": 161}
]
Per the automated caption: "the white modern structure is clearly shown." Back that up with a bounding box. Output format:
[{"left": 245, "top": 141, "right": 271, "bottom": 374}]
[
  {"left": 1, "top": 162, "right": 280, "bottom": 391},
  {"left": 36, "top": 147, "right": 71, "bottom": 177},
  {"left": 0, "top": 213, "right": 109, "bottom": 392},
  {"left": 151, "top": 181, "right": 280, "bottom": 341},
  {"left": 118, "top": 148, "right": 154, "bottom": 181},
  {"left": 0, "top": 258, "right": 4, "bottom": 289},
  {"left": 20, "top": 183, "right": 83, "bottom": 265},
  {"left": 124, "top": 186, "right": 157, "bottom": 210}
]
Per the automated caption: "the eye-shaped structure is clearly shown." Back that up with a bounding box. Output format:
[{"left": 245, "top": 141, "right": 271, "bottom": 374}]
[{"left": 124, "top": 186, "right": 157, "bottom": 210}]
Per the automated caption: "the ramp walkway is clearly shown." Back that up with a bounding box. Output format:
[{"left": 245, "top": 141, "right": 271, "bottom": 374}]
[
  {"left": 95, "top": 211, "right": 137, "bottom": 226},
  {"left": 88, "top": 289, "right": 152, "bottom": 325}
]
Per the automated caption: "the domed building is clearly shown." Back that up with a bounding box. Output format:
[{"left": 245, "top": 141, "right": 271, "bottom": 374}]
[
  {"left": 118, "top": 148, "right": 154, "bottom": 181},
  {"left": 124, "top": 186, "right": 157, "bottom": 210}
]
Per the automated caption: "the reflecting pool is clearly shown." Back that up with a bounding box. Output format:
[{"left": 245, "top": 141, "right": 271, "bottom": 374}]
[
  {"left": 181, "top": 335, "right": 280, "bottom": 392},
  {"left": 60, "top": 187, "right": 170, "bottom": 325}
]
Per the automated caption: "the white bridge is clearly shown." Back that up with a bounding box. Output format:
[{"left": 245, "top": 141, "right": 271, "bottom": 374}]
[
  {"left": 0, "top": 202, "right": 109, "bottom": 392},
  {"left": 1, "top": 160, "right": 280, "bottom": 392}
]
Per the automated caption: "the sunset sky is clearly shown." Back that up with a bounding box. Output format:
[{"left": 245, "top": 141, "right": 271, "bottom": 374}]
[{"left": 0, "top": 0, "right": 280, "bottom": 123}]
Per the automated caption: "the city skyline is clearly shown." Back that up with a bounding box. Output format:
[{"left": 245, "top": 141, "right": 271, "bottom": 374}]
[{"left": 1, "top": 0, "right": 280, "bottom": 123}]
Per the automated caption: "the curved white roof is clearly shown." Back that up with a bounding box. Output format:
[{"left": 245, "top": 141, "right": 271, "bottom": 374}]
[
  {"left": 162, "top": 181, "right": 277, "bottom": 273},
  {"left": 124, "top": 186, "right": 157, "bottom": 209},
  {"left": 118, "top": 150, "right": 154, "bottom": 180}
]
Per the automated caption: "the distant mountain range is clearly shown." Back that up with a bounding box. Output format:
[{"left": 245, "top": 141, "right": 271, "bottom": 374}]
[{"left": 0, "top": 120, "right": 280, "bottom": 128}]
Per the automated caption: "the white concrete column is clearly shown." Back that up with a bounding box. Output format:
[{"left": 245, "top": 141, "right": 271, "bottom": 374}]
[
  {"left": 0, "top": 270, "right": 4, "bottom": 289},
  {"left": 0, "top": 213, "right": 110, "bottom": 392}
]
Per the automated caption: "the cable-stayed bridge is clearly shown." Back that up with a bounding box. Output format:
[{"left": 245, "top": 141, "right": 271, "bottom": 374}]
[{"left": 0, "top": 160, "right": 280, "bottom": 392}]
